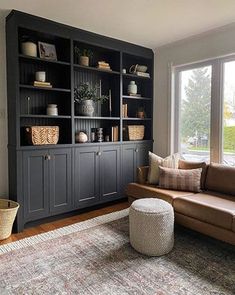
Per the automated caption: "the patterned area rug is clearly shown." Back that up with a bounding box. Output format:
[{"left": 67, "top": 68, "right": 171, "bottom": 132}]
[{"left": 0, "top": 209, "right": 235, "bottom": 295}]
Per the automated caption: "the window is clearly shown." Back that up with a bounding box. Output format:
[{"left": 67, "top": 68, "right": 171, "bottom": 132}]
[
  {"left": 222, "top": 60, "right": 235, "bottom": 166},
  {"left": 174, "top": 56, "right": 235, "bottom": 166}
]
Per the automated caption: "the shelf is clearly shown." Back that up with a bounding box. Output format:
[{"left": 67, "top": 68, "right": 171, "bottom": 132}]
[
  {"left": 20, "top": 115, "right": 71, "bottom": 119},
  {"left": 19, "top": 84, "right": 71, "bottom": 93},
  {"left": 122, "top": 95, "right": 152, "bottom": 101},
  {"left": 122, "top": 118, "right": 152, "bottom": 121},
  {"left": 75, "top": 141, "right": 121, "bottom": 146},
  {"left": 74, "top": 116, "right": 120, "bottom": 120},
  {"left": 74, "top": 64, "right": 120, "bottom": 75},
  {"left": 19, "top": 54, "right": 70, "bottom": 66},
  {"left": 122, "top": 73, "right": 152, "bottom": 80}
]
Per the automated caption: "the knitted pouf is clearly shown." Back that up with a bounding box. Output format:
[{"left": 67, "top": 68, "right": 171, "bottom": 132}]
[{"left": 129, "top": 198, "right": 174, "bottom": 256}]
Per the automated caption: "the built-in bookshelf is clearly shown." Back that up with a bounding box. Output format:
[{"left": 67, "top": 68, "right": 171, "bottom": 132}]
[{"left": 6, "top": 10, "right": 153, "bottom": 231}]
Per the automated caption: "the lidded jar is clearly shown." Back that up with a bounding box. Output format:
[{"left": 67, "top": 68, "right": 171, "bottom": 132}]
[
  {"left": 127, "top": 81, "right": 137, "bottom": 95},
  {"left": 47, "top": 104, "right": 58, "bottom": 116}
]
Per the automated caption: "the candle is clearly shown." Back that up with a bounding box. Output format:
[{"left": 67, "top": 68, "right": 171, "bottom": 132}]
[{"left": 109, "top": 89, "right": 112, "bottom": 116}]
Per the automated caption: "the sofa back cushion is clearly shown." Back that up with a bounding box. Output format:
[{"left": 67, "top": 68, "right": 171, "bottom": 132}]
[
  {"left": 147, "top": 152, "right": 180, "bottom": 184},
  {"left": 178, "top": 159, "right": 208, "bottom": 189},
  {"left": 158, "top": 166, "right": 202, "bottom": 193},
  {"left": 205, "top": 163, "right": 235, "bottom": 195}
]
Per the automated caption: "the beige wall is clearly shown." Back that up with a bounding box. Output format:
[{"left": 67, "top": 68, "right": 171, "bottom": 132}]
[
  {"left": 0, "top": 10, "right": 8, "bottom": 197},
  {"left": 153, "top": 23, "right": 235, "bottom": 157}
]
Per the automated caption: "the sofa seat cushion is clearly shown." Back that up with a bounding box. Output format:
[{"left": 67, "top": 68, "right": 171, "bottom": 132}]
[
  {"left": 125, "top": 183, "right": 195, "bottom": 205},
  {"left": 173, "top": 192, "right": 235, "bottom": 230}
]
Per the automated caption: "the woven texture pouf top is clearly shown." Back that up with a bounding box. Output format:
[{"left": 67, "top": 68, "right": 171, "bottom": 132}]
[{"left": 129, "top": 198, "right": 174, "bottom": 256}]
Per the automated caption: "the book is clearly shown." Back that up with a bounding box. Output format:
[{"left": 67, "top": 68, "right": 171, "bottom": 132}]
[
  {"left": 129, "top": 93, "right": 141, "bottom": 97},
  {"left": 122, "top": 104, "right": 128, "bottom": 118},
  {"left": 34, "top": 81, "right": 52, "bottom": 88},
  {"left": 136, "top": 71, "right": 150, "bottom": 78},
  {"left": 111, "top": 126, "right": 119, "bottom": 141}
]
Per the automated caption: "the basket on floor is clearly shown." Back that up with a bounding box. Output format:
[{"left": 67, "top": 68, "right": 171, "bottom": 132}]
[
  {"left": 0, "top": 199, "right": 19, "bottom": 240},
  {"left": 128, "top": 125, "right": 145, "bottom": 141},
  {"left": 25, "top": 126, "right": 59, "bottom": 145}
]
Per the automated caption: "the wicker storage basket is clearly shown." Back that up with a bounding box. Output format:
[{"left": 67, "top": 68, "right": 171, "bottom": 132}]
[
  {"left": 128, "top": 125, "right": 145, "bottom": 141},
  {"left": 0, "top": 199, "right": 19, "bottom": 240},
  {"left": 25, "top": 126, "right": 59, "bottom": 145}
]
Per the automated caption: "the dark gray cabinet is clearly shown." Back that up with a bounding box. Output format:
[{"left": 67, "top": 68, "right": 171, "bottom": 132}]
[
  {"left": 122, "top": 143, "right": 151, "bottom": 192},
  {"left": 49, "top": 149, "right": 72, "bottom": 213},
  {"left": 74, "top": 145, "right": 121, "bottom": 206},
  {"left": 23, "top": 150, "right": 49, "bottom": 222},
  {"left": 100, "top": 145, "right": 121, "bottom": 200},
  {"left": 74, "top": 146, "right": 100, "bottom": 207},
  {"left": 23, "top": 148, "right": 72, "bottom": 221}
]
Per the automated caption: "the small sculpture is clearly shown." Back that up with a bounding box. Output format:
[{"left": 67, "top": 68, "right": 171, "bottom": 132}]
[{"left": 75, "top": 131, "right": 88, "bottom": 143}]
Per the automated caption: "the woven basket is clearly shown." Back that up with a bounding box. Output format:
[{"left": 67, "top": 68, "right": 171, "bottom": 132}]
[
  {"left": 128, "top": 125, "right": 145, "bottom": 141},
  {"left": 25, "top": 126, "right": 59, "bottom": 145},
  {"left": 0, "top": 199, "right": 19, "bottom": 240}
]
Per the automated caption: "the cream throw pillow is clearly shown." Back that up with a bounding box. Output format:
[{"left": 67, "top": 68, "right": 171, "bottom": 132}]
[{"left": 147, "top": 152, "right": 180, "bottom": 184}]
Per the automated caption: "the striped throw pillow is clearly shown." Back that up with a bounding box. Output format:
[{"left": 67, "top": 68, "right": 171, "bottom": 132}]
[{"left": 158, "top": 166, "right": 202, "bottom": 192}]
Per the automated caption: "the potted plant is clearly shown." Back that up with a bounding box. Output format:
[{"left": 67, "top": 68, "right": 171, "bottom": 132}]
[
  {"left": 74, "top": 46, "right": 93, "bottom": 66},
  {"left": 74, "top": 83, "right": 108, "bottom": 116},
  {"left": 137, "top": 106, "right": 146, "bottom": 119}
]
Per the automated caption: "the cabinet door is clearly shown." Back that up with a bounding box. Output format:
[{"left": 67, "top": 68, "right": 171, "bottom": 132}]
[
  {"left": 136, "top": 143, "right": 151, "bottom": 168},
  {"left": 74, "top": 146, "right": 100, "bottom": 207},
  {"left": 49, "top": 148, "right": 72, "bottom": 213},
  {"left": 23, "top": 150, "right": 49, "bottom": 221},
  {"left": 122, "top": 144, "right": 136, "bottom": 192},
  {"left": 100, "top": 145, "right": 121, "bottom": 200}
]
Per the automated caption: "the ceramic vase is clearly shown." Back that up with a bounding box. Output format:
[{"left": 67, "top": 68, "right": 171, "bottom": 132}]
[
  {"left": 21, "top": 42, "right": 37, "bottom": 57},
  {"left": 75, "top": 131, "right": 88, "bottom": 143},
  {"left": 128, "top": 81, "right": 137, "bottom": 95},
  {"left": 77, "top": 100, "right": 95, "bottom": 116}
]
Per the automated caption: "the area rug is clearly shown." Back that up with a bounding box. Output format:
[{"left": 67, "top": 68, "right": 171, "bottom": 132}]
[{"left": 0, "top": 209, "right": 234, "bottom": 295}]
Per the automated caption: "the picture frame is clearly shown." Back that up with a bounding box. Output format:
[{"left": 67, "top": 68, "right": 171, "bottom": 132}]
[{"left": 38, "top": 41, "right": 57, "bottom": 61}]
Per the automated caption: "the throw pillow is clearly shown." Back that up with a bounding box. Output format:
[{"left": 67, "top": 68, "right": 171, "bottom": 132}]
[
  {"left": 147, "top": 152, "right": 180, "bottom": 184},
  {"left": 158, "top": 166, "right": 202, "bottom": 192},
  {"left": 178, "top": 159, "right": 208, "bottom": 189}
]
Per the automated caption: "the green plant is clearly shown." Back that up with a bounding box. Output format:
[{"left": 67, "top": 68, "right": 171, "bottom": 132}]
[
  {"left": 74, "top": 46, "right": 93, "bottom": 59},
  {"left": 74, "top": 83, "right": 109, "bottom": 104}
]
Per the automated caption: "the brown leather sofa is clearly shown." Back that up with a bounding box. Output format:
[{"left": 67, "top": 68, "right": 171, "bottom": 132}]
[{"left": 125, "top": 163, "right": 235, "bottom": 246}]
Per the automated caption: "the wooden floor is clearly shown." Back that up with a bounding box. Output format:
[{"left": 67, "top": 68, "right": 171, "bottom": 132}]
[{"left": 0, "top": 201, "right": 129, "bottom": 246}]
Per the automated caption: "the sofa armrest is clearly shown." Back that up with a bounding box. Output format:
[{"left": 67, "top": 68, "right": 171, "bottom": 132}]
[{"left": 137, "top": 166, "right": 149, "bottom": 184}]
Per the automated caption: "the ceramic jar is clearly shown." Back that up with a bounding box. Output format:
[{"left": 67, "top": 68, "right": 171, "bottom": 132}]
[
  {"left": 21, "top": 42, "right": 37, "bottom": 57},
  {"left": 47, "top": 104, "right": 58, "bottom": 116},
  {"left": 128, "top": 81, "right": 137, "bottom": 95},
  {"left": 35, "top": 71, "right": 46, "bottom": 82},
  {"left": 96, "top": 128, "right": 104, "bottom": 142},
  {"left": 75, "top": 131, "right": 88, "bottom": 143}
]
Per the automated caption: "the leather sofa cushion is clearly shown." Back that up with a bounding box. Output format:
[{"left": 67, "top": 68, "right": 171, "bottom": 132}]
[
  {"left": 178, "top": 159, "right": 208, "bottom": 189},
  {"left": 173, "top": 192, "right": 235, "bottom": 230},
  {"left": 125, "top": 183, "right": 194, "bottom": 205},
  {"left": 205, "top": 163, "right": 235, "bottom": 195}
]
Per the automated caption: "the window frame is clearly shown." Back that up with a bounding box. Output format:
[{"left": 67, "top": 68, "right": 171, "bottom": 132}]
[{"left": 173, "top": 54, "right": 235, "bottom": 164}]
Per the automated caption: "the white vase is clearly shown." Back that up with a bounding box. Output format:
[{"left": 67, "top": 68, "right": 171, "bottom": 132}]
[
  {"left": 21, "top": 42, "right": 37, "bottom": 57},
  {"left": 128, "top": 81, "right": 137, "bottom": 95}
]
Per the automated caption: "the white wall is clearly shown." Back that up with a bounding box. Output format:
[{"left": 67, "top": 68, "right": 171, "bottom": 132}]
[
  {"left": 0, "top": 10, "right": 8, "bottom": 197},
  {"left": 153, "top": 23, "right": 235, "bottom": 157}
]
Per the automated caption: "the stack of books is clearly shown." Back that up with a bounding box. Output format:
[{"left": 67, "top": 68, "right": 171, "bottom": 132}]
[
  {"left": 136, "top": 71, "right": 150, "bottom": 78},
  {"left": 122, "top": 104, "right": 128, "bottom": 118},
  {"left": 111, "top": 126, "right": 119, "bottom": 141},
  {"left": 33, "top": 81, "right": 52, "bottom": 88},
  {"left": 129, "top": 93, "right": 141, "bottom": 97},
  {"left": 97, "top": 61, "right": 112, "bottom": 71}
]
